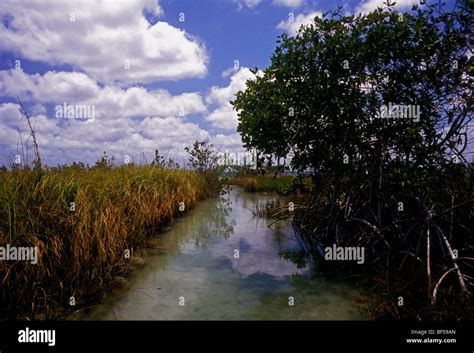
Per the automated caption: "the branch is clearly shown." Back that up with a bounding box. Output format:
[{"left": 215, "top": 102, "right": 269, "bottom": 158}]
[
  {"left": 433, "top": 223, "right": 470, "bottom": 295},
  {"left": 16, "top": 97, "right": 42, "bottom": 169},
  {"left": 431, "top": 267, "right": 456, "bottom": 305}
]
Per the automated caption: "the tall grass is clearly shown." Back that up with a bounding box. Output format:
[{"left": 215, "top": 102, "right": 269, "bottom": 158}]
[
  {"left": 230, "top": 176, "right": 296, "bottom": 194},
  {"left": 228, "top": 175, "right": 313, "bottom": 195},
  {"left": 0, "top": 166, "right": 209, "bottom": 319}
]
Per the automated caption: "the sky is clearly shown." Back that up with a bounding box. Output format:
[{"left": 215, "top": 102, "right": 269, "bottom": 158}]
[{"left": 0, "top": 0, "right": 462, "bottom": 167}]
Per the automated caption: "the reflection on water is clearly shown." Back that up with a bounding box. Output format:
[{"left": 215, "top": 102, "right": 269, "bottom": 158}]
[{"left": 70, "top": 187, "right": 368, "bottom": 320}]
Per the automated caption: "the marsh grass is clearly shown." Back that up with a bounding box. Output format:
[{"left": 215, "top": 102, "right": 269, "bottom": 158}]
[
  {"left": 230, "top": 175, "right": 297, "bottom": 195},
  {"left": 0, "top": 166, "right": 209, "bottom": 319}
]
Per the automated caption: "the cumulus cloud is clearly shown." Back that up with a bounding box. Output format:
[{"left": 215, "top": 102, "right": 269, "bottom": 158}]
[
  {"left": 0, "top": 69, "right": 207, "bottom": 119},
  {"left": 0, "top": 70, "right": 99, "bottom": 103},
  {"left": 0, "top": 67, "right": 248, "bottom": 166},
  {"left": 138, "top": 116, "right": 208, "bottom": 144},
  {"left": 0, "top": 76, "right": 245, "bottom": 167},
  {"left": 0, "top": 102, "right": 25, "bottom": 128},
  {"left": 212, "top": 133, "right": 246, "bottom": 154},
  {"left": 0, "top": 0, "right": 207, "bottom": 85},
  {"left": 0, "top": 102, "right": 212, "bottom": 166},
  {"left": 276, "top": 11, "right": 322, "bottom": 35},
  {"left": 0, "top": 65, "right": 211, "bottom": 166},
  {"left": 205, "top": 67, "right": 259, "bottom": 131},
  {"left": 0, "top": 2, "right": 258, "bottom": 167}
]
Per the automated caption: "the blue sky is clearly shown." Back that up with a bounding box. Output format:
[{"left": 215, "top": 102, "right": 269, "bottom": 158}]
[{"left": 0, "top": 0, "right": 462, "bottom": 167}]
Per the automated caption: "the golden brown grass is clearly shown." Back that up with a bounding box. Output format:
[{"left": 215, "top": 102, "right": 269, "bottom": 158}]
[{"left": 0, "top": 166, "right": 209, "bottom": 319}]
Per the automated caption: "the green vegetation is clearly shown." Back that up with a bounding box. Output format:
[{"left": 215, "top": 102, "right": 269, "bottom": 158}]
[
  {"left": 225, "top": 171, "right": 312, "bottom": 195},
  {"left": 230, "top": 175, "right": 296, "bottom": 194},
  {"left": 184, "top": 139, "right": 222, "bottom": 190},
  {"left": 231, "top": 1, "right": 473, "bottom": 319}
]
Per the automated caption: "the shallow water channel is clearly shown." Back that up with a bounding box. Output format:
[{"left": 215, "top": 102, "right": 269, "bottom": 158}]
[{"left": 70, "top": 187, "right": 368, "bottom": 320}]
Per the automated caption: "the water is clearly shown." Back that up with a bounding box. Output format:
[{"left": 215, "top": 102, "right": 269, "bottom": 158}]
[{"left": 70, "top": 187, "right": 368, "bottom": 320}]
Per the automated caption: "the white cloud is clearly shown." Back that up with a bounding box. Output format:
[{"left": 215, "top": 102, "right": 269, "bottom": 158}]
[
  {"left": 0, "top": 69, "right": 207, "bottom": 119},
  {"left": 0, "top": 102, "right": 212, "bottom": 166},
  {"left": 0, "top": 83, "right": 248, "bottom": 167},
  {"left": 0, "top": 64, "right": 210, "bottom": 166},
  {"left": 276, "top": 11, "right": 322, "bottom": 35},
  {"left": 0, "top": 103, "right": 24, "bottom": 147},
  {"left": 0, "top": 70, "right": 99, "bottom": 102},
  {"left": 0, "top": 125, "right": 19, "bottom": 147},
  {"left": 0, "top": 67, "right": 251, "bottom": 166},
  {"left": 0, "top": 0, "right": 207, "bottom": 85},
  {"left": 355, "top": 0, "right": 421, "bottom": 14},
  {"left": 222, "top": 67, "right": 236, "bottom": 78},
  {"left": 0, "top": 102, "right": 24, "bottom": 128},
  {"left": 235, "top": 0, "right": 262, "bottom": 9},
  {"left": 0, "top": 1, "right": 257, "bottom": 167},
  {"left": 138, "top": 116, "right": 208, "bottom": 143},
  {"left": 272, "top": 0, "right": 305, "bottom": 8},
  {"left": 205, "top": 106, "right": 238, "bottom": 130},
  {"left": 212, "top": 133, "right": 245, "bottom": 153},
  {"left": 205, "top": 67, "right": 260, "bottom": 131}
]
